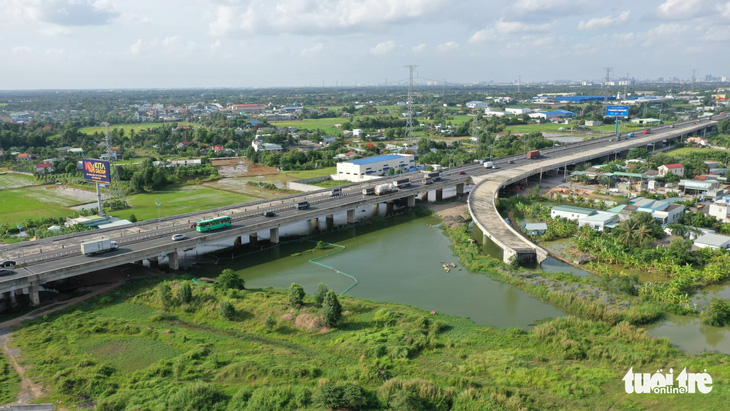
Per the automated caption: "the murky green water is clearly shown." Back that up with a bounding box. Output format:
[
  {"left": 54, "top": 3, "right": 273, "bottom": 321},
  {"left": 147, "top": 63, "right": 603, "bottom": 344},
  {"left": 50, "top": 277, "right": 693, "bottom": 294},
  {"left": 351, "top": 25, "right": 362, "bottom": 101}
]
[
  {"left": 646, "top": 313, "right": 730, "bottom": 355},
  {"left": 195, "top": 213, "right": 564, "bottom": 329}
]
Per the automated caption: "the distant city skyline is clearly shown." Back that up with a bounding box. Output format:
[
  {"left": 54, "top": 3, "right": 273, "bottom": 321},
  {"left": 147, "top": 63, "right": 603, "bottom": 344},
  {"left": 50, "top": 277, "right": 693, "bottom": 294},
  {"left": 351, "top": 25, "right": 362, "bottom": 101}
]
[{"left": 2, "top": 0, "right": 729, "bottom": 90}]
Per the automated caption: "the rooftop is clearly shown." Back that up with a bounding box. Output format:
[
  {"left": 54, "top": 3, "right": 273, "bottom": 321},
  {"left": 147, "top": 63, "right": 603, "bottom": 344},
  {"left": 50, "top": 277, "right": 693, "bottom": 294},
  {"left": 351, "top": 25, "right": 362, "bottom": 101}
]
[
  {"left": 695, "top": 233, "right": 730, "bottom": 247},
  {"left": 348, "top": 154, "right": 411, "bottom": 165},
  {"left": 552, "top": 205, "right": 597, "bottom": 215}
]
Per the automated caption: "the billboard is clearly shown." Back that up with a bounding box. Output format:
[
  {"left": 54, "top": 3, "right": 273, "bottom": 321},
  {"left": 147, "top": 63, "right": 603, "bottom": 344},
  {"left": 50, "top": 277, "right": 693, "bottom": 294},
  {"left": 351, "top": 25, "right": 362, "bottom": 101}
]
[
  {"left": 82, "top": 159, "right": 111, "bottom": 184},
  {"left": 606, "top": 105, "right": 630, "bottom": 117}
]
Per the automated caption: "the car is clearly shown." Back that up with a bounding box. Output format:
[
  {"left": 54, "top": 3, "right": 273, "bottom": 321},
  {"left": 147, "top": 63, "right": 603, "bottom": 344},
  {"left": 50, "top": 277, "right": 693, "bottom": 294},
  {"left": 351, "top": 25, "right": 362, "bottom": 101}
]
[
  {"left": 670, "top": 124, "right": 675, "bottom": 128},
  {"left": 643, "top": 129, "right": 651, "bottom": 134},
  {"left": 0, "top": 260, "right": 16, "bottom": 268},
  {"left": 263, "top": 211, "right": 276, "bottom": 217},
  {"left": 507, "top": 160, "right": 514, "bottom": 164},
  {"left": 608, "top": 138, "right": 613, "bottom": 142},
  {"left": 171, "top": 234, "right": 187, "bottom": 241},
  {"left": 190, "top": 223, "right": 197, "bottom": 229},
  {"left": 457, "top": 171, "right": 466, "bottom": 175},
  {"left": 0, "top": 269, "right": 14, "bottom": 277}
]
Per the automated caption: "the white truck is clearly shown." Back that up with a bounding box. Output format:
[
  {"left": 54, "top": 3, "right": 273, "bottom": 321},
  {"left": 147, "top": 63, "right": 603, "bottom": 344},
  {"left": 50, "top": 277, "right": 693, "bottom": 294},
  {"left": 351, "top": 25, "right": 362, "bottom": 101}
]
[
  {"left": 374, "top": 183, "right": 394, "bottom": 196},
  {"left": 483, "top": 161, "right": 495, "bottom": 169},
  {"left": 80, "top": 239, "right": 119, "bottom": 256},
  {"left": 393, "top": 178, "right": 411, "bottom": 189}
]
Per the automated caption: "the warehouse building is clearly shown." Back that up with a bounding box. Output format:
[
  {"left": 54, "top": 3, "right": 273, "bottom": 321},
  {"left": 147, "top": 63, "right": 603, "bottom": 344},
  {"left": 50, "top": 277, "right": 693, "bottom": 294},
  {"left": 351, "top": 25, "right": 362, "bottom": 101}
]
[{"left": 336, "top": 154, "right": 415, "bottom": 181}]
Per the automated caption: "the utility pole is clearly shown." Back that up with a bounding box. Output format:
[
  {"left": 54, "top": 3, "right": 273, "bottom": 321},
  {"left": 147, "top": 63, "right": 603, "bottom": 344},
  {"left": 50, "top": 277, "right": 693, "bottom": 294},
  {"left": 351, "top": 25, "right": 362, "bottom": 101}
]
[
  {"left": 603, "top": 67, "right": 613, "bottom": 104},
  {"left": 405, "top": 65, "right": 417, "bottom": 145},
  {"left": 691, "top": 69, "right": 697, "bottom": 93}
]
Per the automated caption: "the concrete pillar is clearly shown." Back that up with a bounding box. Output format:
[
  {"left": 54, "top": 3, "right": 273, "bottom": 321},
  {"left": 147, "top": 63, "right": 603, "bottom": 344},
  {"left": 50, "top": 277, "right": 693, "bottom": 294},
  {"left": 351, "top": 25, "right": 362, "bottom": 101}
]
[
  {"left": 249, "top": 233, "right": 258, "bottom": 248},
  {"left": 30, "top": 281, "right": 40, "bottom": 306},
  {"left": 407, "top": 195, "right": 415, "bottom": 207},
  {"left": 435, "top": 188, "right": 443, "bottom": 202},
  {"left": 148, "top": 257, "right": 159, "bottom": 268},
  {"left": 347, "top": 209, "right": 355, "bottom": 224},
  {"left": 310, "top": 218, "right": 320, "bottom": 234},
  {"left": 269, "top": 227, "right": 279, "bottom": 244},
  {"left": 167, "top": 251, "right": 179, "bottom": 270},
  {"left": 386, "top": 202, "right": 394, "bottom": 215},
  {"left": 234, "top": 236, "right": 242, "bottom": 247},
  {"left": 371, "top": 204, "right": 379, "bottom": 216},
  {"left": 456, "top": 183, "right": 464, "bottom": 196},
  {"left": 133, "top": 260, "right": 144, "bottom": 265},
  {"left": 326, "top": 214, "right": 334, "bottom": 231}
]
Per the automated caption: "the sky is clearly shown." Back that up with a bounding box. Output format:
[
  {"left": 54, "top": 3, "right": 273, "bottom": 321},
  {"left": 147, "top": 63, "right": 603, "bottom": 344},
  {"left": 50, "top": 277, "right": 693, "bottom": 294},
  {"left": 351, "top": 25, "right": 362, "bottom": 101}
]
[{"left": 2, "top": 0, "right": 730, "bottom": 90}]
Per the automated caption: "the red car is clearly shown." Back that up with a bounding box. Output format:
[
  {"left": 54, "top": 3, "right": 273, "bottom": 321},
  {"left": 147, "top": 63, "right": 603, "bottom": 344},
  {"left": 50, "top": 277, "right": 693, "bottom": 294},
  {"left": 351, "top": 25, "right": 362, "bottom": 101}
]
[
  {"left": 457, "top": 171, "right": 466, "bottom": 175},
  {"left": 643, "top": 129, "right": 651, "bottom": 134}
]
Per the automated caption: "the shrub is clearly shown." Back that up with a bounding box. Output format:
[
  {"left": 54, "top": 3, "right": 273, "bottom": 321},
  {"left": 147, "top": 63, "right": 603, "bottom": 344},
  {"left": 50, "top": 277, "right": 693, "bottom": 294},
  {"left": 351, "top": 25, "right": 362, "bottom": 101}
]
[
  {"left": 264, "top": 314, "right": 277, "bottom": 331},
  {"left": 289, "top": 283, "right": 305, "bottom": 308},
  {"left": 312, "top": 382, "right": 369, "bottom": 410},
  {"left": 216, "top": 269, "right": 245, "bottom": 291},
  {"left": 322, "top": 290, "right": 342, "bottom": 327},
  {"left": 245, "top": 385, "right": 311, "bottom": 411},
  {"left": 315, "top": 283, "right": 328, "bottom": 306},
  {"left": 701, "top": 298, "right": 730, "bottom": 326},
  {"left": 158, "top": 282, "right": 173, "bottom": 310},
  {"left": 221, "top": 300, "right": 235, "bottom": 320},
  {"left": 166, "top": 382, "right": 228, "bottom": 411},
  {"left": 378, "top": 378, "right": 451, "bottom": 411},
  {"left": 178, "top": 281, "right": 193, "bottom": 304}
]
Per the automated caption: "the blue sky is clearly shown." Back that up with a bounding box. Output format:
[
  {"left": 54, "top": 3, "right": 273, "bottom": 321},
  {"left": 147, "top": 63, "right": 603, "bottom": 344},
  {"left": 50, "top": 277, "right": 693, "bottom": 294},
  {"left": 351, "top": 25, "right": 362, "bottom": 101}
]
[{"left": 2, "top": 0, "right": 729, "bottom": 89}]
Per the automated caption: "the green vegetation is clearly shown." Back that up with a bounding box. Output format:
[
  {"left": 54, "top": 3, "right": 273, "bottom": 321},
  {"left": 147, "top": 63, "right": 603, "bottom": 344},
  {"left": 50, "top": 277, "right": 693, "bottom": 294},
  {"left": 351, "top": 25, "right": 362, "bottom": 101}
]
[
  {"left": 0, "top": 187, "right": 87, "bottom": 226},
  {"left": 78, "top": 122, "right": 200, "bottom": 136},
  {"left": 282, "top": 166, "right": 337, "bottom": 180},
  {"left": 702, "top": 298, "right": 730, "bottom": 327},
  {"left": 8, "top": 276, "right": 729, "bottom": 410},
  {"left": 0, "top": 350, "right": 20, "bottom": 404},
  {"left": 0, "top": 173, "right": 39, "bottom": 190}
]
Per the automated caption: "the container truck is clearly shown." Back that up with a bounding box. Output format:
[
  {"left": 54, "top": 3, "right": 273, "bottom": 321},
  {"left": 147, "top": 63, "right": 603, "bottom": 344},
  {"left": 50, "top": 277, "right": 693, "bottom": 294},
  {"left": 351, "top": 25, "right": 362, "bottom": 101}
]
[
  {"left": 423, "top": 177, "right": 433, "bottom": 185},
  {"left": 526, "top": 150, "right": 541, "bottom": 159},
  {"left": 424, "top": 171, "right": 442, "bottom": 181},
  {"left": 362, "top": 187, "right": 375, "bottom": 195},
  {"left": 374, "top": 183, "right": 394, "bottom": 196},
  {"left": 80, "top": 239, "right": 119, "bottom": 256},
  {"left": 393, "top": 178, "right": 411, "bottom": 189}
]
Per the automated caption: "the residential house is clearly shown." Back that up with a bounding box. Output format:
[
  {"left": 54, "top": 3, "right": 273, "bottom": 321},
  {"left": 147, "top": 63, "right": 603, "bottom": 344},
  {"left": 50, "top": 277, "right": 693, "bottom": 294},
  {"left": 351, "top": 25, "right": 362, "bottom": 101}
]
[
  {"left": 658, "top": 163, "right": 684, "bottom": 178},
  {"left": 578, "top": 211, "right": 619, "bottom": 231},
  {"left": 550, "top": 205, "right": 597, "bottom": 221},
  {"left": 523, "top": 222, "right": 548, "bottom": 236},
  {"left": 686, "top": 137, "right": 708, "bottom": 146},
  {"left": 505, "top": 107, "right": 532, "bottom": 115},
  {"left": 17, "top": 153, "right": 35, "bottom": 161},
  {"left": 709, "top": 201, "right": 730, "bottom": 223},
  {"left": 36, "top": 162, "right": 53, "bottom": 174},
  {"left": 466, "top": 101, "right": 490, "bottom": 109},
  {"left": 694, "top": 233, "right": 730, "bottom": 250}
]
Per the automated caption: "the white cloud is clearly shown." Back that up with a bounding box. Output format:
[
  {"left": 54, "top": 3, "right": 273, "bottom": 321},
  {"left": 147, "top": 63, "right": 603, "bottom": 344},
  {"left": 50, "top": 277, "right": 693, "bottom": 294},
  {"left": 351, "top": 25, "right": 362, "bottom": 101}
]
[
  {"left": 495, "top": 20, "right": 552, "bottom": 34},
  {"left": 412, "top": 43, "right": 427, "bottom": 53},
  {"left": 210, "top": 39, "right": 222, "bottom": 52},
  {"left": 436, "top": 41, "right": 458, "bottom": 52},
  {"left": 301, "top": 42, "right": 325, "bottom": 56},
  {"left": 655, "top": 0, "right": 711, "bottom": 20},
  {"left": 4, "top": 0, "right": 119, "bottom": 26},
  {"left": 514, "top": 0, "right": 591, "bottom": 16},
  {"left": 578, "top": 11, "right": 631, "bottom": 31},
  {"left": 44, "top": 48, "right": 64, "bottom": 55},
  {"left": 12, "top": 46, "right": 32, "bottom": 54},
  {"left": 209, "top": 6, "right": 236, "bottom": 37},
  {"left": 39, "top": 25, "right": 73, "bottom": 36},
  {"left": 130, "top": 39, "right": 143, "bottom": 55},
  {"left": 702, "top": 25, "right": 730, "bottom": 41},
  {"left": 370, "top": 40, "right": 395, "bottom": 55},
  {"left": 469, "top": 28, "right": 496, "bottom": 44}
]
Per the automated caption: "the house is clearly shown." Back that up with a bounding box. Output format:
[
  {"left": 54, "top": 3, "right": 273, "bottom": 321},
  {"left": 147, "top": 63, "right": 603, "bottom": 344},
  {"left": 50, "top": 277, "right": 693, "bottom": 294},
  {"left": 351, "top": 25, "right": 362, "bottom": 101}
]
[
  {"left": 578, "top": 211, "right": 619, "bottom": 231},
  {"left": 212, "top": 145, "right": 225, "bottom": 153},
  {"left": 466, "top": 101, "right": 490, "bottom": 109},
  {"left": 658, "top": 163, "right": 684, "bottom": 178},
  {"left": 36, "top": 162, "right": 53, "bottom": 174},
  {"left": 336, "top": 151, "right": 358, "bottom": 161},
  {"left": 505, "top": 107, "right": 531, "bottom": 115},
  {"left": 17, "top": 153, "right": 35, "bottom": 161},
  {"left": 709, "top": 201, "right": 730, "bottom": 223},
  {"left": 251, "top": 141, "right": 283, "bottom": 153},
  {"left": 523, "top": 222, "right": 547, "bottom": 236},
  {"left": 68, "top": 148, "right": 84, "bottom": 155},
  {"left": 694, "top": 233, "right": 730, "bottom": 250},
  {"left": 686, "top": 137, "right": 708, "bottom": 146},
  {"left": 585, "top": 120, "right": 603, "bottom": 126},
  {"left": 483, "top": 109, "right": 506, "bottom": 117},
  {"left": 177, "top": 141, "right": 192, "bottom": 149},
  {"left": 551, "top": 205, "right": 597, "bottom": 221}
]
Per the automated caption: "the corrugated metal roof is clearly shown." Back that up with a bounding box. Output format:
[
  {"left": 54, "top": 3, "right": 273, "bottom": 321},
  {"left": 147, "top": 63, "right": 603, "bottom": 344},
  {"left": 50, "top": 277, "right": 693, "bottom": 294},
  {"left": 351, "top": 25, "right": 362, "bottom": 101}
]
[{"left": 348, "top": 154, "right": 409, "bottom": 165}]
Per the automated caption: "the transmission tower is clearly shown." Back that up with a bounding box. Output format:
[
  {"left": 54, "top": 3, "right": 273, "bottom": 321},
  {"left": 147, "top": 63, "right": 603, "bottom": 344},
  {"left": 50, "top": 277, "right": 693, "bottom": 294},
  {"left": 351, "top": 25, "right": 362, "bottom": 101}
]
[
  {"left": 405, "top": 65, "right": 417, "bottom": 145},
  {"left": 103, "top": 123, "right": 127, "bottom": 212}
]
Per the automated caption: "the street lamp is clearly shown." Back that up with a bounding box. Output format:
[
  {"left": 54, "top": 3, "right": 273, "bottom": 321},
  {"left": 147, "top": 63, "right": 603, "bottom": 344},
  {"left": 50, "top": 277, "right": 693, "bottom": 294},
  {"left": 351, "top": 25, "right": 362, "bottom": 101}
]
[{"left": 155, "top": 201, "right": 162, "bottom": 220}]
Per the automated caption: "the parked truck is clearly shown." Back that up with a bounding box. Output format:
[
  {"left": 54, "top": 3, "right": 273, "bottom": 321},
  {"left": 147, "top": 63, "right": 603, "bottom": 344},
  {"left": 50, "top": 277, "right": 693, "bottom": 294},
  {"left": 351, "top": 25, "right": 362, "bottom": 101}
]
[
  {"left": 374, "top": 183, "right": 394, "bottom": 196},
  {"left": 80, "top": 239, "right": 119, "bottom": 256},
  {"left": 526, "top": 150, "right": 541, "bottom": 159},
  {"left": 362, "top": 187, "right": 375, "bottom": 196},
  {"left": 393, "top": 178, "right": 411, "bottom": 189}
]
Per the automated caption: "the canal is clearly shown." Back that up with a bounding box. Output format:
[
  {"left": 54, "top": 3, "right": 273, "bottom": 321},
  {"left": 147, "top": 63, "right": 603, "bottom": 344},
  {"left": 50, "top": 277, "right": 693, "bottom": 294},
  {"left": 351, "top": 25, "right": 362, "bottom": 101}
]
[{"left": 193, "top": 211, "right": 565, "bottom": 329}]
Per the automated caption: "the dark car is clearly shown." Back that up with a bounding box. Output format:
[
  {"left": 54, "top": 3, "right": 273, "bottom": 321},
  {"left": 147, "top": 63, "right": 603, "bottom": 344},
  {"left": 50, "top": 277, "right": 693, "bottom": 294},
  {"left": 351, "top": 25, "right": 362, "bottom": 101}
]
[
  {"left": 263, "top": 211, "right": 276, "bottom": 217},
  {"left": 0, "top": 260, "right": 16, "bottom": 268},
  {"left": 0, "top": 269, "right": 14, "bottom": 277},
  {"left": 457, "top": 171, "right": 466, "bottom": 175}
]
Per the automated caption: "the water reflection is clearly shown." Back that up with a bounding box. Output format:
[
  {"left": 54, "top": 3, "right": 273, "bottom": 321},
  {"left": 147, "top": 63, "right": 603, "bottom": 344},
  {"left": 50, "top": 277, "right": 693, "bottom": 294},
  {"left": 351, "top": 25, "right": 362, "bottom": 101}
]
[{"left": 646, "top": 313, "right": 730, "bottom": 355}]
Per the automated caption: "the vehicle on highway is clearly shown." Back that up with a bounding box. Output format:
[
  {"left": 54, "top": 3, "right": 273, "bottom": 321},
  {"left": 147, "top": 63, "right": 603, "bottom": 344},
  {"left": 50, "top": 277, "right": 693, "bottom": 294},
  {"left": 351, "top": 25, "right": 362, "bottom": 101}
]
[
  {"left": 195, "top": 216, "right": 232, "bottom": 232},
  {"left": 526, "top": 150, "right": 541, "bottom": 159},
  {"left": 670, "top": 124, "right": 675, "bottom": 128},
  {"left": 171, "top": 234, "right": 187, "bottom": 241},
  {"left": 0, "top": 269, "right": 14, "bottom": 277},
  {"left": 80, "top": 239, "right": 119, "bottom": 256},
  {"left": 296, "top": 201, "right": 310, "bottom": 210},
  {"left": 0, "top": 260, "right": 16, "bottom": 268},
  {"left": 643, "top": 129, "right": 651, "bottom": 134},
  {"left": 457, "top": 171, "right": 466, "bottom": 175},
  {"left": 329, "top": 188, "right": 342, "bottom": 197},
  {"left": 507, "top": 160, "right": 514, "bottom": 164},
  {"left": 263, "top": 211, "right": 276, "bottom": 217},
  {"left": 627, "top": 133, "right": 634, "bottom": 138}
]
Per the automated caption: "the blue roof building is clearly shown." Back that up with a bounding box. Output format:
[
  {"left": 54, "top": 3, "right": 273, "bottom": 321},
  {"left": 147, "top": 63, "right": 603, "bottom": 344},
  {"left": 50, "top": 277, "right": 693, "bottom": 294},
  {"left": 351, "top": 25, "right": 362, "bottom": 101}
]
[{"left": 336, "top": 154, "right": 416, "bottom": 181}]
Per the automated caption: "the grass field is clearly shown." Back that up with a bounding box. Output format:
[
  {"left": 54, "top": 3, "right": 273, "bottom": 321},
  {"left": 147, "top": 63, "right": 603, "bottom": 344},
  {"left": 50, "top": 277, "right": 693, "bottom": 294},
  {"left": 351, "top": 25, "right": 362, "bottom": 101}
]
[
  {"left": 269, "top": 118, "right": 343, "bottom": 135},
  {"left": 281, "top": 167, "right": 337, "bottom": 180},
  {"left": 0, "top": 173, "right": 40, "bottom": 190},
  {"left": 665, "top": 147, "right": 723, "bottom": 156},
  {"left": 78, "top": 122, "right": 200, "bottom": 136},
  {"left": 0, "top": 186, "right": 92, "bottom": 225},
  {"left": 108, "top": 186, "right": 257, "bottom": 221},
  {"left": 8, "top": 275, "right": 729, "bottom": 410}
]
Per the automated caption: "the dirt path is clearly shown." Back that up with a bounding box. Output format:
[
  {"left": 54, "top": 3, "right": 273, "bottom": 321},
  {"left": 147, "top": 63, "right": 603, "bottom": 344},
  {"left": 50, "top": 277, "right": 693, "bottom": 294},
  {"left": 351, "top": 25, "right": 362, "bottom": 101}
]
[{"left": 0, "top": 281, "right": 125, "bottom": 406}]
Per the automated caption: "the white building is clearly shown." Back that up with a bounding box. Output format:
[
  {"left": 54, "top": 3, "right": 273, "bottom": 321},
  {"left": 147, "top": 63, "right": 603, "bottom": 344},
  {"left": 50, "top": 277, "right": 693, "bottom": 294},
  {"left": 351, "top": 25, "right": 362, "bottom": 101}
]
[
  {"left": 336, "top": 154, "right": 415, "bottom": 181},
  {"left": 483, "top": 109, "right": 506, "bottom": 117},
  {"left": 657, "top": 163, "right": 684, "bottom": 178},
  {"left": 466, "top": 101, "right": 490, "bottom": 109},
  {"left": 505, "top": 107, "right": 532, "bottom": 115},
  {"left": 578, "top": 211, "right": 619, "bottom": 231},
  {"left": 694, "top": 233, "right": 730, "bottom": 250},
  {"left": 709, "top": 202, "right": 730, "bottom": 223},
  {"left": 551, "top": 205, "right": 597, "bottom": 221}
]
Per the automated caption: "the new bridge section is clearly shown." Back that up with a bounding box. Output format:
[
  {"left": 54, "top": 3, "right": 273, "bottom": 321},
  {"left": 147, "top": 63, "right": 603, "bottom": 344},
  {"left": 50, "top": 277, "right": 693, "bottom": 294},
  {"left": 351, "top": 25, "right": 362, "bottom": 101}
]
[{"left": 468, "top": 118, "right": 723, "bottom": 264}]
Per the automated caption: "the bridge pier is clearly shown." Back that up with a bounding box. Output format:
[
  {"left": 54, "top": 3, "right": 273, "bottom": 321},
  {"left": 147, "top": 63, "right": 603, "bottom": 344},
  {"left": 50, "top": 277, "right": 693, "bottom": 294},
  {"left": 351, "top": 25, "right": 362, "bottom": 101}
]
[
  {"left": 347, "top": 209, "right": 355, "bottom": 224},
  {"left": 167, "top": 251, "right": 179, "bottom": 270},
  {"left": 310, "top": 218, "right": 320, "bottom": 234},
  {"left": 249, "top": 233, "right": 258, "bottom": 248},
  {"left": 406, "top": 195, "right": 415, "bottom": 207},
  {"left": 29, "top": 281, "right": 40, "bottom": 306},
  {"left": 326, "top": 214, "right": 334, "bottom": 231},
  {"left": 270, "top": 227, "right": 279, "bottom": 244},
  {"left": 385, "top": 202, "right": 394, "bottom": 215},
  {"left": 371, "top": 204, "right": 379, "bottom": 216},
  {"left": 148, "top": 257, "right": 159, "bottom": 268},
  {"left": 435, "top": 188, "right": 443, "bottom": 202},
  {"left": 234, "top": 236, "right": 242, "bottom": 247},
  {"left": 2, "top": 291, "right": 17, "bottom": 308},
  {"left": 456, "top": 183, "right": 464, "bottom": 196}
]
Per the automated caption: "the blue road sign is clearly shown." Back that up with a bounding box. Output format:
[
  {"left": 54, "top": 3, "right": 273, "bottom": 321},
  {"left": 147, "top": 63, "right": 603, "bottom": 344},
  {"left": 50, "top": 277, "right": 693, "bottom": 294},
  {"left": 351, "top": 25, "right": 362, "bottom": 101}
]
[{"left": 606, "top": 105, "right": 629, "bottom": 117}]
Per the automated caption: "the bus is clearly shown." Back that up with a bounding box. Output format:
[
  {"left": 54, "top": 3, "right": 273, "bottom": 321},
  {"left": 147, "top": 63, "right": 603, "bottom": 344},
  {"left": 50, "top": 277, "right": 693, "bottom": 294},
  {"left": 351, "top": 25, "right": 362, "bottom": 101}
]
[{"left": 195, "top": 216, "right": 232, "bottom": 232}]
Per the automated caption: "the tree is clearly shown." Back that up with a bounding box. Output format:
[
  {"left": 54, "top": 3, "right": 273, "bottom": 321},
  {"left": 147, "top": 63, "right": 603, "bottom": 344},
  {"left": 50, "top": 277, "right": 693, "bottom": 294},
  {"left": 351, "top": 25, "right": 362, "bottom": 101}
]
[
  {"left": 315, "top": 283, "right": 329, "bottom": 306},
  {"left": 264, "top": 314, "right": 277, "bottom": 331},
  {"left": 159, "top": 282, "right": 173, "bottom": 310},
  {"left": 220, "top": 300, "right": 235, "bottom": 320},
  {"left": 128, "top": 214, "right": 137, "bottom": 223},
  {"left": 288, "top": 283, "right": 305, "bottom": 307},
  {"left": 322, "top": 290, "right": 342, "bottom": 327},
  {"left": 702, "top": 298, "right": 730, "bottom": 326},
  {"left": 216, "top": 269, "right": 245, "bottom": 290},
  {"left": 178, "top": 281, "right": 193, "bottom": 304}
]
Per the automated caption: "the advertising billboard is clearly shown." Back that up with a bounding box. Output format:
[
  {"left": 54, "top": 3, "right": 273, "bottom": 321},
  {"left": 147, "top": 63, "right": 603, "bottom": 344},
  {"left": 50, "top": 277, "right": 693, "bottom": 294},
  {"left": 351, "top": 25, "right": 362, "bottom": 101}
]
[
  {"left": 606, "top": 105, "right": 630, "bottom": 117},
  {"left": 82, "top": 159, "right": 111, "bottom": 184}
]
